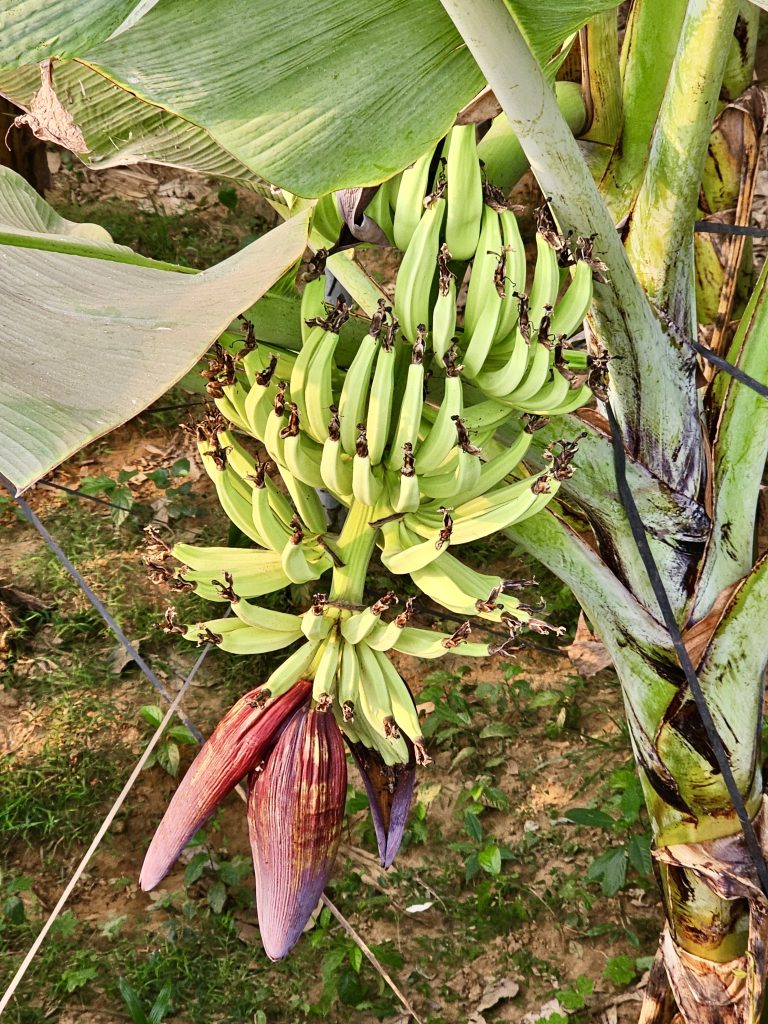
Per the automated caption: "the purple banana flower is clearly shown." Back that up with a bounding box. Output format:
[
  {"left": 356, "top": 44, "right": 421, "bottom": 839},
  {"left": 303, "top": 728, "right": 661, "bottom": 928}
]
[
  {"left": 140, "top": 680, "right": 351, "bottom": 960},
  {"left": 248, "top": 705, "right": 347, "bottom": 960}
]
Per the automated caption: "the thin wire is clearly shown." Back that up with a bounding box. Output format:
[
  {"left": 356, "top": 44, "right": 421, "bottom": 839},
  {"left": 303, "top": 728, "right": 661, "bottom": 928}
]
[
  {"left": 604, "top": 403, "right": 768, "bottom": 898},
  {"left": 0, "top": 473, "right": 203, "bottom": 743},
  {"left": 694, "top": 220, "right": 768, "bottom": 238},
  {"left": 0, "top": 641, "right": 213, "bottom": 1015}
]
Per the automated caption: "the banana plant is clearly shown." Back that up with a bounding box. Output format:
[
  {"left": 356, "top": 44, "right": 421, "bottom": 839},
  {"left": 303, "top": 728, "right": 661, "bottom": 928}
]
[{"left": 2, "top": 0, "right": 768, "bottom": 1019}]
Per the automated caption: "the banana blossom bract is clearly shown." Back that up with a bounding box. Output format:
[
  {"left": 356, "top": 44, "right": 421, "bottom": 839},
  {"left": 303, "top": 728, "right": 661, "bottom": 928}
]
[{"left": 140, "top": 678, "right": 414, "bottom": 959}]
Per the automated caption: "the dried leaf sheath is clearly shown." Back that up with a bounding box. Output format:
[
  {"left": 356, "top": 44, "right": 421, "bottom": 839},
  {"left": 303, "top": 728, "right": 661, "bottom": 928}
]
[
  {"left": 248, "top": 706, "right": 347, "bottom": 961},
  {"left": 140, "top": 679, "right": 311, "bottom": 890}
]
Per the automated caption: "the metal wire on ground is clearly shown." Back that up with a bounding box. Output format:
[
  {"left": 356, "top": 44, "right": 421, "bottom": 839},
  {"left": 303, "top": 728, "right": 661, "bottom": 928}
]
[{"left": 0, "top": 473, "right": 203, "bottom": 744}]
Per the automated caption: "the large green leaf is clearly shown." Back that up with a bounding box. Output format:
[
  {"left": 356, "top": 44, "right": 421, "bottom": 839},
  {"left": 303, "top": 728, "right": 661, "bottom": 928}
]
[
  {"left": 0, "top": 168, "right": 309, "bottom": 493},
  {"left": 0, "top": 0, "right": 136, "bottom": 68},
  {"left": 1, "top": 0, "right": 625, "bottom": 195}
]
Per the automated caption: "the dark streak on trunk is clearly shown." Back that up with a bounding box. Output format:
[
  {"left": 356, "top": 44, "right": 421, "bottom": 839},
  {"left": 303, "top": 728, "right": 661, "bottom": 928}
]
[{"left": 663, "top": 693, "right": 728, "bottom": 774}]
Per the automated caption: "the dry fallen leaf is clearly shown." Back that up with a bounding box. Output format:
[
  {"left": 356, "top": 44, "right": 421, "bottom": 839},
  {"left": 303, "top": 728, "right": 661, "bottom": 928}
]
[
  {"left": 566, "top": 613, "right": 612, "bottom": 677},
  {"left": 11, "top": 60, "right": 89, "bottom": 153}
]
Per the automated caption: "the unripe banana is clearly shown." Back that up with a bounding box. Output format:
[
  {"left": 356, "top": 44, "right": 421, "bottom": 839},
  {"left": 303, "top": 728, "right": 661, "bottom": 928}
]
[
  {"left": 282, "top": 423, "right": 325, "bottom": 489},
  {"left": 549, "top": 258, "right": 594, "bottom": 338},
  {"left": 444, "top": 125, "right": 483, "bottom": 260},
  {"left": 301, "top": 601, "right": 333, "bottom": 642},
  {"left": 215, "top": 623, "right": 303, "bottom": 655},
  {"left": 304, "top": 328, "right": 341, "bottom": 443},
  {"left": 387, "top": 333, "right": 425, "bottom": 469},
  {"left": 281, "top": 525, "right": 327, "bottom": 585},
  {"left": 338, "top": 304, "right": 386, "bottom": 455},
  {"left": 394, "top": 195, "right": 445, "bottom": 342},
  {"left": 263, "top": 640, "right": 322, "bottom": 699},
  {"left": 251, "top": 466, "right": 293, "bottom": 552},
  {"left": 463, "top": 205, "right": 503, "bottom": 338},
  {"left": 366, "top": 332, "right": 397, "bottom": 465},
  {"left": 393, "top": 150, "right": 433, "bottom": 251},
  {"left": 356, "top": 640, "right": 398, "bottom": 744},
  {"left": 280, "top": 465, "right": 328, "bottom": 535},
  {"left": 393, "top": 444, "right": 421, "bottom": 514},
  {"left": 232, "top": 599, "right": 303, "bottom": 633},
  {"left": 300, "top": 276, "right": 327, "bottom": 343},
  {"left": 432, "top": 257, "right": 457, "bottom": 364},
  {"left": 417, "top": 369, "right": 463, "bottom": 474},
  {"left": 352, "top": 426, "right": 384, "bottom": 507},
  {"left": 528, "top": 233, "right": 561, "bottom": 327},
  {"left": 374, "top": 650, "right": 425, "bottom": 742},
  {"left": 311, "top": 628, "right": 342, "bottom": 704},
  {"left": 337, "top": 641, "right": 361, "bottom": 722},
  {"left": 496, "top": 209, "right": 528, "bottom": 339}
]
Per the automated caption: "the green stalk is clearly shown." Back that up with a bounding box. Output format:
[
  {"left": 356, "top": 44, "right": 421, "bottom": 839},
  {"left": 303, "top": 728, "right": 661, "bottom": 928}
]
[
  {"left": 327, "top": 501, "right": 378, "bottom": 604},
  {"left": 623, "top": 0, "right": 740, "bottom": 325},
  {"left": 721, "top": 2, "right": 760, "bottom": 102},
  {"left": 599, "top": 0, "right": 688, "bottom": 220},
  {"left": 579, "top": 12, "right": 621, "bottom": 150}
]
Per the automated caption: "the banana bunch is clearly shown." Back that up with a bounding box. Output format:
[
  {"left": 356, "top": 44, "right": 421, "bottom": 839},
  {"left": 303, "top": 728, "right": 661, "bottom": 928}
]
[
  {"left": 365, "top": 126, "right": 595, "bottom": 416},
  {"left": 151, "top": 129, "right": 599, "bottom": 858}
]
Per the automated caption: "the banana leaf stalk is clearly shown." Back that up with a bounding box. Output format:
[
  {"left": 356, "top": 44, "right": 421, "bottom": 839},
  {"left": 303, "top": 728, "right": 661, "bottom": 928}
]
[{"left": 441, "top": 1, "right": 768, "bottom": 1019}]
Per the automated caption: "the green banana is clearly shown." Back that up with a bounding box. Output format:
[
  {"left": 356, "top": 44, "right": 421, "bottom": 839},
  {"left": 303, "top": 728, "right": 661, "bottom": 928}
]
[
  {"left": 374, "top": 649, "right": 425, "bottom": 742},
  {"left": 337, "top": 639, "right": 361, "bottom": 720},
  {"left": 389, "top": 625, "right": 490, "bottom": 660},
  {"left": 300, "top": 276, "right": 327, "bottom": 343},
  {"left": 366, "top": 332, "right": 397, "bottom": 465},
  {"left": 280, "top": 464, "right": 328, "bottom": 535},
  {"left": 303, "top": 327, "right": 341, "bottom": 443},
  {"left": 417, "top": 368, "right": 463, "bottom": 474},
  {"left": 251, "top": 467, "right": 293, "bottom": 552},
  {"left": 352, "top": 427, "right": 384, "bottom": 507},
  {"left": 311, "top": 628, "right": 342, "bottom": 704},
  {"left": 463, "top": 302, "right": 502, "bottom": 380},
  {"left": 281, "top": 526, "right": 329, "bottom": 585},
  {"left": 387, "top": 334, "right": 425, "bottom": 469},
  {"left": 549, "top": 258, "right": 594, "bottom": 337},
  {"left": 444, "top": 125, "right": 483, "bottom": 260},
  {"left": 432, "top": 244, "right": 457, "bottom": 364},
  {"left": 409, "top": 553, "right": 528, "bottom": 623},
  {"left": 393, "top": 150, "right": 433, "bottom": 252},
  {"left": 263, "top": 640, "right": 322, "bottom": 699},
  {"left": 356, "top": 640, "right": 398, "bottom": 743},
  {"left": 338, "top": 308, "right": 385, "bottom": 455},
  {"left": 282, "top": 425, "right": 325, "bottom": 488},
  {"left": 528, "top": 233, "right": 561, "bottom": 328},
  {"left": 231, "top": 599, "right": 303, "bottom": 633},
  {"left": 216, "top": 624, "right": 303, "bottom": 655},
  {"left": 463, "top": 205, "right": 503, "bottom": 338},
  {"left": 301, "top": 602, "right": 333, "bottom": 642},
  {"left": 496, "top": 208, "right": 527, "bottom": 339},
  {"left": 394, "top": 445, "right": 421, "bottom": 514},
  {"left": 394, "top": 195, "right": 445, "bottom": 342}
]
